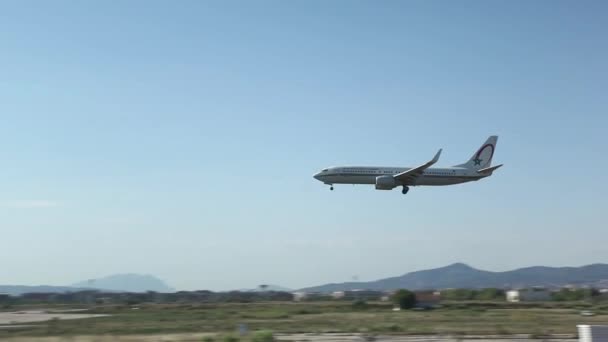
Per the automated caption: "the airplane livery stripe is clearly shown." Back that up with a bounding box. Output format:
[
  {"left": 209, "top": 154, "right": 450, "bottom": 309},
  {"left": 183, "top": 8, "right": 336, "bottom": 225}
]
[
  {"left": 328, "top": 173, "right": 482, "bottom": 180},
  {"left": 476, "top": 144, "right": 495, "bottom": 162}
]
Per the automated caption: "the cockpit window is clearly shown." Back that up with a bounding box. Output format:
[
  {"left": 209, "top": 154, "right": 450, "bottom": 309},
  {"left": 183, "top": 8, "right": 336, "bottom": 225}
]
[{"left": 322, "top": 168, "right": 329, "bottom": 172}]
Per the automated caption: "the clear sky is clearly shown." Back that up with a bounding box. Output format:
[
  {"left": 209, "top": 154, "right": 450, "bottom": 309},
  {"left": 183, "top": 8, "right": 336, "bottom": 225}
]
[{"left": 0, "top": 1, "right": 606, "bottom": 291}]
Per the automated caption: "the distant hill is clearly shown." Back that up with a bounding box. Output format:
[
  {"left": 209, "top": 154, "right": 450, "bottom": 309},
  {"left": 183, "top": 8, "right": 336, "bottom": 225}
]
[
  {"left": 0, "top": 285, "right": 91, "bottom": 296},
  {"left": 300, "top": 263, "right": 608, "bottom": 293},
  {"left": 72, "top": 274, "right": 174, "bottom": 293},
  {"left": 237, "top": 285, "right": 293, "bottom": 292},
  {"left": 0, "top": 274, "right": 174, "bottom": 296}
]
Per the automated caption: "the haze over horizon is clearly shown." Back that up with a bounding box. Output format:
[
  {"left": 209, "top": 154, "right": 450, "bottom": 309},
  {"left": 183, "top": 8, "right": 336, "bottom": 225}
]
[
  {"left": 1, "top": 1, "right": 606, "bottom": 291},
  {"left": 4, "top": 262, "right": 608, "bottom": 293}
]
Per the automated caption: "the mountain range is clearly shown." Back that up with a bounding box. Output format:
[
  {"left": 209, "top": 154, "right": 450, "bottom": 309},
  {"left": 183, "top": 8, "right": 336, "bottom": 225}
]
[
  {"left": 237, "top": 285, "right": 293, "bottom": 292},
  {"left": 0, "top": 274, "right": 173, "bottom": 296},
  {"left": 72, "top": 274, "right": 174, "bottom": 293},
  {"left": 300, "top": 263, "right": 608, "bottom": 293},
  {"left": 0, "top": 285, "right": 91, "bottom": 296},
  {"left": 3, "top": 264, "right": 608, "bottom": 296}
]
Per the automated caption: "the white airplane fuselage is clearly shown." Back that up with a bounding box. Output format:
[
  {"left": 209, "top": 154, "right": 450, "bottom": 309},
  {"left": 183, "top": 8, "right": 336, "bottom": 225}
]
[
  {"left": 313, "top": 135, "right": 502, "bottom": 194},
  {"left": 314, "top": 166, "right": 485, "bottom": 187}
]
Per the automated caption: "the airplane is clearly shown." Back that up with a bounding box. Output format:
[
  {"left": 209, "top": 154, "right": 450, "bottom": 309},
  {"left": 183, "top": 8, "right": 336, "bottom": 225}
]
[{"left": 313, "top": 136, "right": 502, "bottom": 195}]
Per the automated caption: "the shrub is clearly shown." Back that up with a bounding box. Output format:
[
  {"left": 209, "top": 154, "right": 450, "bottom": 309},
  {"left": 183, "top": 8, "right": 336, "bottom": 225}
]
[
  {"left": 352, "top": 299, "right": 369, "bottom": 310},
  {"left": 222, "top": 334, "right": 239, "bottom": 342},
  {"left": 252, "top": 330, "right": 275, "bottom": 342},
  {"left": 392, "top": 289, "right": 416, "bottom": 309}
]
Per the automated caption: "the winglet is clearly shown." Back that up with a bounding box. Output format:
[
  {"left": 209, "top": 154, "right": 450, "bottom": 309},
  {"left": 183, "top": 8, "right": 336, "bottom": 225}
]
[{"left": 431, "top": 149, "right": 442, "bottom": 164}]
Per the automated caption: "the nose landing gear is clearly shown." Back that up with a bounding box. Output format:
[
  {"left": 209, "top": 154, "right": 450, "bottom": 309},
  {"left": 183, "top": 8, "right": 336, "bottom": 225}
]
[
  {"left": 401, "top": 186, "right": 409, "bottom": 195},
  {"left": 330, "top": 186, "right": 334, "bottom": 191}
]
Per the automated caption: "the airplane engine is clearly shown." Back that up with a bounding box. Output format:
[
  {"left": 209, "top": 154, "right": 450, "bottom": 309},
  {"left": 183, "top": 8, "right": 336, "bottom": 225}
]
[{"left": 375, "top": 175, "right": 397, "bottom": 190}]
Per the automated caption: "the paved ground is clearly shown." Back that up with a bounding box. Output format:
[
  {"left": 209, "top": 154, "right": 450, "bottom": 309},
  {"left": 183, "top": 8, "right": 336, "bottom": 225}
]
[
  {"left": 0, "top": 333, "right": 580, "bottom": 342},
  {"left": 277, "top": 334, "right": 577, "bottom": 342}
]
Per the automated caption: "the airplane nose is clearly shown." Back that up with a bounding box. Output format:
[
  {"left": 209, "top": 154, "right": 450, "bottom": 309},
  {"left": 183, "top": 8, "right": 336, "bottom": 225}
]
[{"left": 313, "top": 172, "right": 323, "bottom": 181}]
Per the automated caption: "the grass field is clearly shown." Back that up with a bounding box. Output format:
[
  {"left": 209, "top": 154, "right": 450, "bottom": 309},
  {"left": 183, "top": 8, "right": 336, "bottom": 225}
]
[{"left": 1, "top": 301, "right": 607, "bottom": 339}]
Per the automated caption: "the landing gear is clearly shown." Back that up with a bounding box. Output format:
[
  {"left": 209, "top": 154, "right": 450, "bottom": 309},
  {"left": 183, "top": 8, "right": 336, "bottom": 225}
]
[
  {"left": 401, "top": 186, "right": 409, "bottom": 195},
  {"left": 330, "top": 186, "right": 334, "bottom": 191}
]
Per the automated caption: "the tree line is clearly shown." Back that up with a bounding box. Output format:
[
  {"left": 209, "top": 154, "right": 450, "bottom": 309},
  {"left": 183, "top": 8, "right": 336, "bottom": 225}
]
[{"left": 0, "top": 290, "right": 295, "bottom": 306}]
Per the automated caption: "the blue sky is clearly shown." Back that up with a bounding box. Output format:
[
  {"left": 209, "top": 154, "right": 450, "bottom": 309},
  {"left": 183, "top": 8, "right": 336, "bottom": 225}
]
[{"left": 0, "top": 1, "right": 606, "bottom": 291}]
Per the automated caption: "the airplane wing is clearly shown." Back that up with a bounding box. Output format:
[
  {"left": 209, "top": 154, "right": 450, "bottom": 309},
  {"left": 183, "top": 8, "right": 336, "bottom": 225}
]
[{"left": 393, "top": 149, "right": 442, "bottom": 185}]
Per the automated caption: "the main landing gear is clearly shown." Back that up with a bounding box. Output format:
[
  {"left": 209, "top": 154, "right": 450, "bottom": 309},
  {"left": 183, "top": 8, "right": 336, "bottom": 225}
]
[{"left": 401, "top": 186, "right": 409, "bottom": 195}]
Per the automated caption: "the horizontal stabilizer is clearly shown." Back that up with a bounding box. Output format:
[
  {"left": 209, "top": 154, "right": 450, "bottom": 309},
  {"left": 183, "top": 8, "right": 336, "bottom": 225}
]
[{"left": 477, "top": 164, "right": 503, "bottom": 174}]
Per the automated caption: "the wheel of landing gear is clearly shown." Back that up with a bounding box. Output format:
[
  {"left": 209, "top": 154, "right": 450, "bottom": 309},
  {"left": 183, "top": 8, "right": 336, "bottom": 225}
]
[
  {"left": 330, "top": 186, "right": 334, "bottom": 191},
  {"left": 402, "top": 186, "right": 409, "bottom": 194}
]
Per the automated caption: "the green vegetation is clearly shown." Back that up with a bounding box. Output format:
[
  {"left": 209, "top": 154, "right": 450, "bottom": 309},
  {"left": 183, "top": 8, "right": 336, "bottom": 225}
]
[
  {"left": 392, "top": 289, "right": 416, "bottom": 309},
  {"left": 222, "top": 334, "right": 240, "bottom": 342},
  {"left": 0, "top": 300, "right": 607, "bottom": 338},
  {"left": 252, "top": 330, "right": 275, "bottom": 342},
  {"left": 475, "top": 288, "right": 505, "bottom": 300},
  {"left": 552, "top": 288, "right": 596, "bottom": 301},
  {"left": 351, "top": 299, "right": 369, "bottom": 310},
  {"left": 441, "top": 288, "right": 504, "bottom": 301}
]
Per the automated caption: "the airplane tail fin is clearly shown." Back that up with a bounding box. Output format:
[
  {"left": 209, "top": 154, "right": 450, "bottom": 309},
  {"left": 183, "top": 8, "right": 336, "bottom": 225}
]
[{"left": 454, "top": 135, "right": 498, "bottom": 170}]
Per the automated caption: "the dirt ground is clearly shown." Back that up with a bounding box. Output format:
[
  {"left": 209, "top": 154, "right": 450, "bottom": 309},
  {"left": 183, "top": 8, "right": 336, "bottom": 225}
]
[{"left": 0, "top": 310, "right": 108, "bottom": 325}]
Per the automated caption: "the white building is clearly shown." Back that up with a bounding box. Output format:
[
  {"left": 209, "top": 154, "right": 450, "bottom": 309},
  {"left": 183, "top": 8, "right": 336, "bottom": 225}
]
[
  {"left": 330, "top": 290, "right": 384, "bottom": 300},
  {"left": 292, "top": 292, "right": 326, "bottom": 301},
  {"left": 506, "top": 290, "right": 520, "bottom": 302},
  {"left": 292, "top": 292, "right": 308, "bottom": 301},
  {"left": 331, "top": 291, "right": 345, "bottom": 299},
  {"left": 578, "top": 325, "right": 608, "bottom": 342},
  {"left": 506, "top": 288, "right": 551, "bottom": 302}
]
